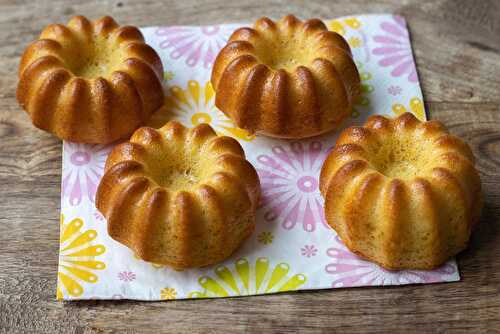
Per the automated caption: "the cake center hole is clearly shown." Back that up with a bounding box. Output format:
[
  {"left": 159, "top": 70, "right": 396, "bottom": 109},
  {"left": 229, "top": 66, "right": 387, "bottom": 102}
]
[
  {"left": 144, "top": 139, "right": 214, "bottom": 191},
  {"left": 69, "top": 36, "right": 121, "bottom": 78},
  {"left": 257, "top": 34, "right": 313, "bottom": 71},
  {"left": 154, "top": 165, "right": 200, "bottom": 191},
  {"left": 372, "top": 138, "right": 428, "bottom": 179}
]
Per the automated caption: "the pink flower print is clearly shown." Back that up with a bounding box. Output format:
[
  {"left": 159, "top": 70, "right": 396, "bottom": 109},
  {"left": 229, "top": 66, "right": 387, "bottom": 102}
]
[
  {"left": 118, "top": 271, "right": 136, "bottom": 282},
  {"left": 387, "top": 85, "right": 402, "bottom": 96},
  {"left": 93, "top": 210, "right": 105, "bottom": 223},
  {"left": 325, "top": 236, "right": 458, "bottom": 288},
  {"left": 256, "top": 141, "right": 330, "bottom": 232},
  {"left": 373, "top": 15, "right": 418, "bottom": 83},
  {"left": 301, "top": 245, "right": 318, "bottom": 258},
  {"left": 62, "top": 142, "right": 111, "bottom": 206},
  {"left": 155, "top": 25, "right": 237, "bottom": 68}
]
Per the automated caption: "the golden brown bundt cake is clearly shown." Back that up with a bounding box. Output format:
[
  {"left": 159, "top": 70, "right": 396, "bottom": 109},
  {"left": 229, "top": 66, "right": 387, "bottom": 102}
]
[
  {"left": 96, "top": 121, "right": 260, "bottom": 270},
  {"left": 17, "top": 15, "right": 164, "bottom": 144},
  {"left": 211, "top": 14, "right": 360, "bottom": 139},
  {"left": 319, "top": 113, "right": 482, "bottom": 270}
]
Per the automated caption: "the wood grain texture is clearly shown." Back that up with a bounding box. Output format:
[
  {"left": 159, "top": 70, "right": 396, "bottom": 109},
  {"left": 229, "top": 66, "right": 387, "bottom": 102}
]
[{"left": 0, "top": 0, "right": 499, "bottom": 332}]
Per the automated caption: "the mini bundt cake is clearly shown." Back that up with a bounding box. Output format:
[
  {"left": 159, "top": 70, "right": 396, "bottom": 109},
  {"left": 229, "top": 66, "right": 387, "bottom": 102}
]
[
  {"left": 319, "top": 113, "right": 482, "bottom": 270},
  {"left": 211, "top": 14, "right": 361, "bottom": 139},
  {"left": 17, "top": 15, "right": 164, "bottom": 144},
  {"left": 96, "top": 121, "right": 260, "bottom": 270}
]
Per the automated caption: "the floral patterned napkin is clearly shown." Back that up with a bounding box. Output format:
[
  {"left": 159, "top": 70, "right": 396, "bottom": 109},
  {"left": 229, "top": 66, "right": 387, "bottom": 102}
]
[{"left": 57, "top": 14, "right": 459, "bottom": 301}]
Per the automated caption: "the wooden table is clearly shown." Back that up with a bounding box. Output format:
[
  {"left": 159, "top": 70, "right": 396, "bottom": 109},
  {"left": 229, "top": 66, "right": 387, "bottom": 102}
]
[{"left": 1, "top": 0, "right": 499, "bottom": 332}]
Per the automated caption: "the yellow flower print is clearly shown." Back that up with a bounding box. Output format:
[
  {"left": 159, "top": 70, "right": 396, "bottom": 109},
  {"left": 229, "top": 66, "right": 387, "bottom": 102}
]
[
  {"left": 328, "top": 17, "right": 361, "bottom": 36},
  {"left": 148, "top": 80, "right": 255, "bottom": 141},
  {"left": 188, "top": 257, "right": 307, "bottom": 298},
  {"left": 257, "top": 231, "right": 274, "bottom": 245},
  {"left": 352, "top": 62, "right": 374, "bottom": 118},
  {"left": 328, "top": 17, "right": 371, "bottom": 62},
  {"left": 57, "top": 215, "right": 106, "bottom": 299},
  {"left": 163, "top": 71, "right": 174, "bottom": 81},
  {"left": 348, "top": 37, "right": 362, "bottom": 48},
  {"left": 160, "top": 287, "right": 177, "bottom": 300},
  {"left": 392, "top": 97, "right": 426, "bottom": 121}
]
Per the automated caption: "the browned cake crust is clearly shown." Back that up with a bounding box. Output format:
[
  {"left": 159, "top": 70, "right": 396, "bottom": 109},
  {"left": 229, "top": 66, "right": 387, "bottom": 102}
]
[
  {"left": 17, "top": 15, "right": 164, "bottom": 144},
  {"left": 211, "top": 14, "right": 361, "bottom": 139},
  {"left": 96, "top": 121, "right": 260, "bottom": 270},
  {"left": 319, "top": 112, "right": 483, "bottom": 270}
]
